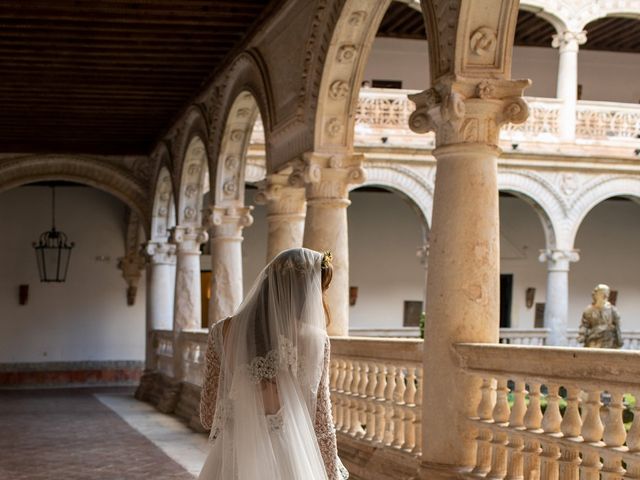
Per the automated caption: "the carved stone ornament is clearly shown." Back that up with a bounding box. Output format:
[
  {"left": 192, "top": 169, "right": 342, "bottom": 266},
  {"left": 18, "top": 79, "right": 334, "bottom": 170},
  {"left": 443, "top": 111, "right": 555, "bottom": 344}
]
[
  {"left": 559, "top": 173, "right": 578, "bottom": 196},
  {"left": 205, "top": 205, "right": 254, "bottom": 237},
  {"left": 551, "top": 30, "right": 587, "bottom": 49},
  {"left": 408, "top": 78, "right": 531, "bottom": 146},
  {"left": 538, "top": 249, "right": 580, "bottom": 265},
  {"left": 144, "top": 241, "right": 176, "bottom": 265},
  {"left": 184, "top": 184, "right": 198, "bottom": 198},
  {"left": 187, "top": 163, "right": 201, "bottom": 176},
  {"left": 223, "top": 177, "right": 238, "bottom": 196},
  {"left": 288, "top": 153, "right": 365, "bottom": 201},
  {"left": 183, "top": 206, "right": 196, "bottom": 220},
  {"left": 170, "top": 225, "right": 209, "bottom": 249},
  {"left": 469, "top": 27, "right": 497, "bottom": 57},
  {"left": 236, "top": 108, "right": 251, "bottom": 119},
  {"left": 328, "top": 80, "right": 349, "bottom": 100},
  {"left": 348, "top": 10, "right": 367, "bottom": 26},
  {"left": 224, "top": 155, "right": 239, "bottom": 170},
  {"left": 336, "top": 44, "right": 357, "bottom": 63},
  {"left": 325, "top": 117, "right": 343, "bottom": 138},
  {"left": 230, "top": 129, "right": 244, "bottom": 142}
]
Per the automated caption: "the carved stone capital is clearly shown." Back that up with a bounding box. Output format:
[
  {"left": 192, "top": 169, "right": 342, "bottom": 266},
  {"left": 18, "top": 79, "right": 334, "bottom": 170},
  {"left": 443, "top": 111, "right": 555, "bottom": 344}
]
[
  {"left": 169, "top": 225, "right": 209, "bottom": 254},
  {"left": 289, "top": 152, "right": 366, "bottom": 203},
  {"left": 538, "top": 248, "right": 580, "bottom": 271},
  {"left": 144, "top": 241, "right": 176, "bottom": 265},
  {"left": 408, "top": 77, "right": 531, "bottom": 147},
  {"left": 255, "top": 173, "right": 307, "bottom": 218},
  {"left": 117, "top": 253, "right": 146, "bottom": 306},
  {"left": 204, "top": 205, "right": 254, "bottom": 239},
  {"left": 552, "top": 31, "right": 587, "bottom": 52}
]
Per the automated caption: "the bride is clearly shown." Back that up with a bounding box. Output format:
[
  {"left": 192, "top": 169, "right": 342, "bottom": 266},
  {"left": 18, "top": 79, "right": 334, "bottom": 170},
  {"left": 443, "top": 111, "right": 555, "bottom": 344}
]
[{"left": 198, "top": 247, "right": 349, "bottom": 480}]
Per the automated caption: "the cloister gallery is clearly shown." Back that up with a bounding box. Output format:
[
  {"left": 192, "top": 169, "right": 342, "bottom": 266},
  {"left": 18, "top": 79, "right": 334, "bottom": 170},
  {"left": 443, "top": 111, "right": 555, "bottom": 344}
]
[{"left": 2, "top": 0, "right": 640, "bottom": 479}]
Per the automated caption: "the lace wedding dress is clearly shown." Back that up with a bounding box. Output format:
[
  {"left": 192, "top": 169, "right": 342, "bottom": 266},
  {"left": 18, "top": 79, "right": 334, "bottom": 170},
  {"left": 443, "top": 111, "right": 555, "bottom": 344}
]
[{"left": 198, "top": 248, "right": 349, "bottom": 480}]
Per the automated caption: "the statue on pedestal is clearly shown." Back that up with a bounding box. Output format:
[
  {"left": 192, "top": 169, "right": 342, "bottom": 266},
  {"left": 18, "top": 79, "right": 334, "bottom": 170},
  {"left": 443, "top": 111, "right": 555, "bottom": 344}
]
[{"left": 578, "top": 284, "right": 623, "bottom": 349}]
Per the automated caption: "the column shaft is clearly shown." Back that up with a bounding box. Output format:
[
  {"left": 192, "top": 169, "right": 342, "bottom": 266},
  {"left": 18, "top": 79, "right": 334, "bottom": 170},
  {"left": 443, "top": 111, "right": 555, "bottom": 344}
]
[
  {"left": 553, "top": 31, "right": 586, "bottom": 141},
  {"left": 422, "top": 144, "right": 501, "bottom": 467}
]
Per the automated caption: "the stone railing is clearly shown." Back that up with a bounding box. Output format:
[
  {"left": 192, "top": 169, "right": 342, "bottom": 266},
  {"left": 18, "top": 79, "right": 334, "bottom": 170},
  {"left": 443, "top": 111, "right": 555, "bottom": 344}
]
[
  {"left": 180, "top": 329, "right": 208, "bottom": 385},
  {"left": 498, "top": 328, "right": 549, "bottom": 345},
  {"left": 577, "top": 100, "right": 640, "bottom": 141},
  {"left": 456, "top": 343, "right": 640, "bottom": 478},
  {"left": 154, "top": 329, "right": 174, "bottom": 377},
  {"left": 567, "top": 329, "right": 640, "bottom": 349},
  {"left": 330, "top": 337, "right": 423, "bottom": 457}
]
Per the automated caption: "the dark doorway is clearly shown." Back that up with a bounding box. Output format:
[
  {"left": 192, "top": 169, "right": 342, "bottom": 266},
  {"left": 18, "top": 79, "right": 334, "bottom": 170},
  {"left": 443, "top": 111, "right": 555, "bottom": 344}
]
[{"left": 500, "top": 274, "right": 513, "bottom": 328}]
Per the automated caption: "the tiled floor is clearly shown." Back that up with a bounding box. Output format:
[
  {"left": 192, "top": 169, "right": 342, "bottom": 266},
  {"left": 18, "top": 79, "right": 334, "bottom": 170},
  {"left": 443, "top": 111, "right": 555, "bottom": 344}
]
[{"left": 0, "top": 388, "right": 198, "bottom": 480}]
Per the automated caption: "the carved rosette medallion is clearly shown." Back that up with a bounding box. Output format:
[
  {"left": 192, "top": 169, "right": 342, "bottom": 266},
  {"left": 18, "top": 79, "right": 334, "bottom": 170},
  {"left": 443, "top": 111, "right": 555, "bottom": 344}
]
[
  {"left": 336, "top": 44, "right": 357, "bottom": 63},
  {"left": 469, "top": 27, "right": 497, "bottom": 57},
  {"left": 328, "top": 80, "right": 349, "bottom": 100}
]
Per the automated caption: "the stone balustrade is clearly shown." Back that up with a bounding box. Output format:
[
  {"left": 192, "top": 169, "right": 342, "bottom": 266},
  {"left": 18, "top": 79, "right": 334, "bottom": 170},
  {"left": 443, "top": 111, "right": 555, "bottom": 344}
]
[
  {"left": 180, "top": 329, "right": 208, "bottom": 385},
  {"left": 567, "top": 329, "right": 640, "bottom": 349},
  {"left": 498, "top": 328, "right": 549, "bottom": 346},
  {"left": 330, "top": 337, "right": 423, "bottom": 457},
  {"left": 154, "top": 329, "right": 174, "bottom": 377},
  {"left": 455, "top": 343, "right": 640, "bottom": 479},
  {"left": 250, "top": 89, "right": 640, "bottom": 154}
]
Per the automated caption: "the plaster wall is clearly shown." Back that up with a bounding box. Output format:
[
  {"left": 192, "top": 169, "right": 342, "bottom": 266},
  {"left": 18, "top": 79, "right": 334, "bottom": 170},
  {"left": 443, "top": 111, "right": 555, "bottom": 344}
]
[
  {"left": 0, "top": 186, "right": 146, "bottom": 363},
  {"left": 363, "top": 37, "right": 640, "bottom": 103}
]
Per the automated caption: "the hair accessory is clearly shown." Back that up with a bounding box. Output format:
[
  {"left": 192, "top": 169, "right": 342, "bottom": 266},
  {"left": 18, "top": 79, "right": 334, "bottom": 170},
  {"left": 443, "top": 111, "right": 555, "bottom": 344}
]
[{"left": 321, "top": 250, "right": 333, "bottom": 270}]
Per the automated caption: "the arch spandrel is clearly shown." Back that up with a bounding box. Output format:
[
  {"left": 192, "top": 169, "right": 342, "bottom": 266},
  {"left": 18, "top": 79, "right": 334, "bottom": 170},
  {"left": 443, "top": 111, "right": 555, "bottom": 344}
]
[{"left": 0, "top": 155, "right": 150, "bottom": 235}]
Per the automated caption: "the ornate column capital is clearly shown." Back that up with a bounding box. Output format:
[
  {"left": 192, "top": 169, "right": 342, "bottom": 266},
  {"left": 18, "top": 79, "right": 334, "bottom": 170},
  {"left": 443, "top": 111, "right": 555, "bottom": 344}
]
[
  {"left": 117, "top": 253, "right": 146, "bottom": 306},
  {"left": 289, "top": 152, "right": 366, "bottom": 204},
  {"left": 416, "top": 243, "right": 430, "bottom": 268},
  {"left": 552, "top": 30, "right": 587, "bottom": 52},
  {"left": 408, "top": 77, "right": 531, "bottom": 148},
  {"left": 255, "top": 173, "right": 306, "bottom": 218},
  {"left": 144, "top": 241, "right": 176, "bottom": 265},
  {"left": 538, "top": 248, "right": 580, "bottom": 271},
  {"left": 204, "top": 205, "right": 254, "bottom": 240},
  {"left": 169, "top": 225, "right": 208, "bottom": 254}
]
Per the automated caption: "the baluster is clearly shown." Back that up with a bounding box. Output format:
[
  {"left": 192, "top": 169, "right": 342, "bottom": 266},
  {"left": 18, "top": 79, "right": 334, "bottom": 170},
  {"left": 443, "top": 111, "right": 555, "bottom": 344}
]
[
  {"left": 505, "top": 379, "right": 527, "bottom": 480},
  {"left": 334, "top": 359, "right": 346, "bottom": 431},
  {"left": 392, "top": 365, "right": 406, "bottom": 448},
  {"left": 602, "top": 390, "right": 627, "bottom": 480},
  {"left": 580, "top": 388, "right": 604, "bottom": 480},
  {"left": 364, "top": 362, "right": 378, "bottom": 442},
  {"left": 555, "top": 385, "right": 582, "bottom": 480},
  {"left": 472, "top": 376, "right": 496, "bottom": 476},
  {"left": 487, "top": 377, "right": 511, "bottom": 479},
  {"left": 402, "top": 366, "right": 417, "bottom": 452},
  {"left": 523, "top": 382, "right": 544, "bottom": 480},
  {"left": 355, "top": 361, "right": 368, "bottom": 438},
  {"left": 383, "top": 365, "right": 397, "bottom": 446},
  {"left": 351, "top": 361, "right": 362, "bottom": 436},
  {"left": 626, "top": 392, "right": 640, "bottom": 480},
  {"left": 539, "top": 384, "right": 562, "bottom": 480},
  {"left": 374, "top": 362, "right": 387, "bottom": 445},
  {"left": 329, "top": 358, "right": 339, "bottom": 391},
  {"left": 342, "top": 359, "right": 354, "bottom": 434},
  {"left": 412, "top": 367, "right": 423, "bottom": 456}
]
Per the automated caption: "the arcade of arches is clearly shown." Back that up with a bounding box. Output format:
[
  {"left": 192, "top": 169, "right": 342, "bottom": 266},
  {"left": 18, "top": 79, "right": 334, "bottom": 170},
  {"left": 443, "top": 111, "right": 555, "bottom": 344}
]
[{"left": 2, "top": 1, "right": 640, "bottom": 478}]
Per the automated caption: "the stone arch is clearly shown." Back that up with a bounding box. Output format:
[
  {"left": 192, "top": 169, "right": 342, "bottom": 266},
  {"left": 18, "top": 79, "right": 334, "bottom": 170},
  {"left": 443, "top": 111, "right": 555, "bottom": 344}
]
[
  {"left": 177, "top": 136, "right": 209, "bottom": 226},
  {"left": 0, "top": 155, "right": 149, "bottom": 235},
  {"left": 213, "top": 91, "right": 261, "bottom": 208},
  {"left": 207, "top": 51, "right": 274, "bottom": 174},
  {"left": 519, "top": 0, "right": 569, "bottom": 33},
  {"left": 150, "top": 166, "right": 177, "bottom": 242},
  {"left": 171, "top": 104, "right": 210, "bottom": 191},
  {"left": 568, "top": 175, "right": 640, "bottom": 247},
  {"left": 498, "top": 170, "right": 565, "bottom": 249},
  {"left": 520, "top": 0, "right": 640, "bottom": 31},
  {"left": 349, "top": 163, "right": 433, "bottom": 229}
]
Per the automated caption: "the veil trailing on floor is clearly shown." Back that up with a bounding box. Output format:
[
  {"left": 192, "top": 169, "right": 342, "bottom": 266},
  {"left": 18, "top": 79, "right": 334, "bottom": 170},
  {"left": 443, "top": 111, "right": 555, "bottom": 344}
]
[{"left": 202, "top": 248, "right": 329, "bottom": 479}]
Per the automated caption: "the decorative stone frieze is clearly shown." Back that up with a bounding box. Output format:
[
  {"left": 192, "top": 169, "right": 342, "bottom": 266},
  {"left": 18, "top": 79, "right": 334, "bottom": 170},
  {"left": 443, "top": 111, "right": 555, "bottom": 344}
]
[
  {"left": 408, "top": 78, "right": 531, "bottom": 147},
  {"left": 255, "top": 173, "right": 306, "bottom": 261}
]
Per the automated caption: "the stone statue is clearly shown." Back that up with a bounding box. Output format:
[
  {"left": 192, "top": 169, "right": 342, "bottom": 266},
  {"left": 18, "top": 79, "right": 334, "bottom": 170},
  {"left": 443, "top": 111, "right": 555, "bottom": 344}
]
[{"left": 578, "top": 284, "right": 623, "bottom": 348}]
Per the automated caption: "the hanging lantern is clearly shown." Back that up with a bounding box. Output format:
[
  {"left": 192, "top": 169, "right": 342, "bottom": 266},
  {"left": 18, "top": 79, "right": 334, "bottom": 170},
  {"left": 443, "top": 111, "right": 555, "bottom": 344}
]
[{"left": 33, "top": 186, "right": 74, "bottom": 282}]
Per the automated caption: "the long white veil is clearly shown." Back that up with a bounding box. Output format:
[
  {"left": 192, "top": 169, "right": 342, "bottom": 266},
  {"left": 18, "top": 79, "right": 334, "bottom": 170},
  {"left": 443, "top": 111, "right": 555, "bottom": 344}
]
[{"left": 207, "top": 248, "right": 329, "bottom": 479}]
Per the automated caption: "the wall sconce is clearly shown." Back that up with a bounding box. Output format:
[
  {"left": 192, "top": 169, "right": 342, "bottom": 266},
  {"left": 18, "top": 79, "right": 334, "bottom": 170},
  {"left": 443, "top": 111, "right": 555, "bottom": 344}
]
[
  {"left": 349, "top": 286, "right": 358, "bottom": 306},
  {"left": 19, "top": 284, "right": 29, "bottom": 305},
  {"left": 525, "top": 287, "right": 536, "bottom": 309}
]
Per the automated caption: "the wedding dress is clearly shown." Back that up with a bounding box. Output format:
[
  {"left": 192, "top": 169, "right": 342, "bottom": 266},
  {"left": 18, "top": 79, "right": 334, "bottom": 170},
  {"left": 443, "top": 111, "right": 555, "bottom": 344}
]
[{"left": 198, "top": 248, "right": 349, "bottom": 480}]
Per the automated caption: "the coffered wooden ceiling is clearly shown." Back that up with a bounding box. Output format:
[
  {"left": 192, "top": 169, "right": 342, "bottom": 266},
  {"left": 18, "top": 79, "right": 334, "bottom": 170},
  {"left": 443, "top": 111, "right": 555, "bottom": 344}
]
[
  {"left": 377, "top": 2, "right": 640, "bottom": 53},
  {"left": 0, "top": 0, "right": 274, "bottom": 155}
]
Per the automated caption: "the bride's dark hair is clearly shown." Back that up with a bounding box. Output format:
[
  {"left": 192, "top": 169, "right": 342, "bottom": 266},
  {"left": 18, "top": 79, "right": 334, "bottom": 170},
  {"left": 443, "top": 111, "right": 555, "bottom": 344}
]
[{"left": 320, "top": 251, "right": 333, "bottom": 327}]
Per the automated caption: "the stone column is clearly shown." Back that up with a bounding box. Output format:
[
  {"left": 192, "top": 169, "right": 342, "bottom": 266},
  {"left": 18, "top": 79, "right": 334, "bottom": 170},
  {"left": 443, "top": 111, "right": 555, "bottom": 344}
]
[
  {"left": 539, "top": 249, "right": 580, "bottom": 346},
  {"left": 552, "top": 30, "right": 587, "bottom": 141},
  {"left": 292, "top": 152, "right": 365, "bottom": 336},
  {"left": 255, "top": 173, "right": 306, "bottom": 262},
  {"left": 143, "top": 241, "right": 176, "bottom": 368},
  {"left": 409, "top": 78, "right": 530, "bottom": 470},
  {"left": 205, "top": 206, "right": 253, "bottom": 325},
  {"left": 170, "top": 225, "right": 208, "bottom": 380}
]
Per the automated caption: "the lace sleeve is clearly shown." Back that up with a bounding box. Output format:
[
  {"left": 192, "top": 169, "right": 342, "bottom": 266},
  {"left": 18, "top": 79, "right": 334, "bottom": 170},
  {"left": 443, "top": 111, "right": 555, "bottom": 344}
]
[
  {"left": 314, "top": 337, "right": 348, "bottom": 480},
  {"left": 199, "top": 324, "right": 221, "bottom": 430}
]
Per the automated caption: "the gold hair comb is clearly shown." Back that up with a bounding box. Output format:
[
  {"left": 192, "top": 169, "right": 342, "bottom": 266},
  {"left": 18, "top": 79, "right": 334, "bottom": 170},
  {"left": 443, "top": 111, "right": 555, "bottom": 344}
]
[{"left": 321, "top": 250, "right": 333, "bottom": 269}]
